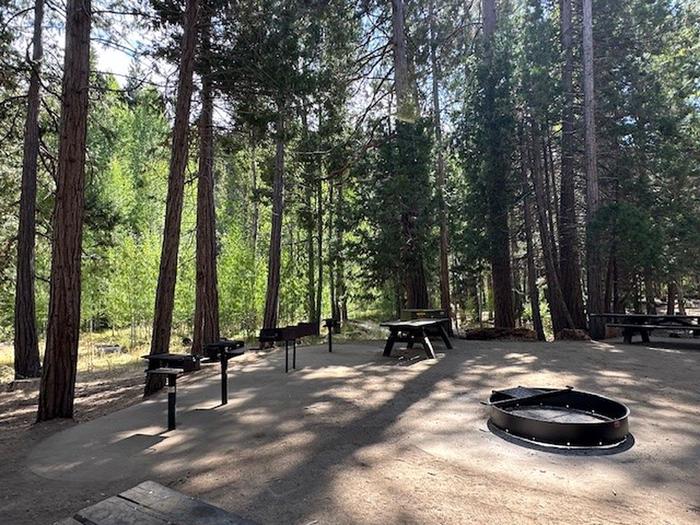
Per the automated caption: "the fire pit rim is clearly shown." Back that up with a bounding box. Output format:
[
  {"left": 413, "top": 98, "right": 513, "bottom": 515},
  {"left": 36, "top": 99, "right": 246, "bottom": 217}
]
[{"left": 487, "top": 386, "right": 631, "bottom": 448}]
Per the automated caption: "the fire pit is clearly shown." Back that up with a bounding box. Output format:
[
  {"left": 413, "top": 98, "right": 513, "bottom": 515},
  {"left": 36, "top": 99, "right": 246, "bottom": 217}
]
[{"left": 487, "top": 386, "right": 630, "bottom": 449}]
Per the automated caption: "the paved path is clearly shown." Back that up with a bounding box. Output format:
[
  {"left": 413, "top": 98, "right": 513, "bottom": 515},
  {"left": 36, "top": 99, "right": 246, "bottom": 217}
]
[{"left": 24, "top": 339, "right": 700, "bottom": 524}]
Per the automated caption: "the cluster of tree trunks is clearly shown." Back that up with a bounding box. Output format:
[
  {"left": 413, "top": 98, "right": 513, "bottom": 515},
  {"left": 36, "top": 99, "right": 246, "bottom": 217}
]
[{"left": 192, "top": 5, "right": 220, "bottom": 357}]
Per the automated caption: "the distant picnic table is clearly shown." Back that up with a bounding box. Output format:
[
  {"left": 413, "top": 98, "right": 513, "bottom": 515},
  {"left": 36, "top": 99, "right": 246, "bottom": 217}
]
[
  {"left": 380, "top": 318, "right": 452, "bottom": 359},
  {"left": 592, "top": 313, "right": 700, "bottom": 344}
]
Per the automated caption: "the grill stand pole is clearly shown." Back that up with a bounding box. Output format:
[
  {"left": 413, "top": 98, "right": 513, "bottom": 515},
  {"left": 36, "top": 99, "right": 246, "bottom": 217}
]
[
  {"left": 285, "top": 341, "right": 289, "bottom": 373},
  {"left": 167, "top": 375, "right": 177, "bottom": 431},
  {"left": 293, "top": 340, "right": 297, "bottom": 369},
  {"left": 220, "top": 351, "right": 228, "bottom": 405},
  {"left": 328, "top": 325, "right": 333, "bottom": 353}
]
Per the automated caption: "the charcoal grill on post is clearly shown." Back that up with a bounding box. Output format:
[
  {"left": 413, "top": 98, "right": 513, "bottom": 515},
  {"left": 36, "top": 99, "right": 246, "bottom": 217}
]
[{"left": 487, "top": 386, "right": 630, "bottom": 448}]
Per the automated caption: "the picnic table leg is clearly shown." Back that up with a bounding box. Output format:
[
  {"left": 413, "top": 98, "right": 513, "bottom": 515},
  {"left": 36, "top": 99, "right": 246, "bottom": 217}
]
[
  {"left": 641, "top": 329, "right": 650, "bottom": 343},
  {"left": 438, "top": 324, "right": 453, "bottom": 349},
  {"left": 420, "top": 329, "right": 436, "bottom": 359},
  {"left": 167, "top": 374, "right": 177, "bottom": 431},
  {"left": 220, "top": 351, "right": 228, "bottom": 405},
  {"left": 383, "top": 330, "right": 397, "bottom": 357},
  {"left": 622, "top": 328, "right": 633, "bottom": 344}
]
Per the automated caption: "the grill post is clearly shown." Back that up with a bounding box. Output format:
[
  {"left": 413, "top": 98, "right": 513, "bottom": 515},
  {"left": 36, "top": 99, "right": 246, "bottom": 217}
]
[
  {"left": 167, "top": 374, "right": 177, "bottom": 430},
  {"left": 220, "top": 351, "right": 228, "bottom": 405}
]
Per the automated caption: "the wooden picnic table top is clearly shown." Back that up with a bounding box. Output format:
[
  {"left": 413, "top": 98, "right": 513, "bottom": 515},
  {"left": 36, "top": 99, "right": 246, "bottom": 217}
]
[
  {"left": 591, "top": 313, "right": 700, "bottom": 320},
  {"left": 56, "top": 480, "right": 256, "bottom": 525},
  {"left": 380, "top": 318, "right": 449, "bottom": 328}
]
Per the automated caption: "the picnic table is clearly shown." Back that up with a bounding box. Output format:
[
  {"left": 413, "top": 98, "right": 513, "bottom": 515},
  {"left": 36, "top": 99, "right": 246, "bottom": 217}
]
[
  {"left": 380, "top": 318, "right": 453, "bottom": 359},
  {"left": 591, "top": 313, "right": 700, "bottom": 343},
  {"left": 55, "top": 480, "right": 257, "bottom": 525}
]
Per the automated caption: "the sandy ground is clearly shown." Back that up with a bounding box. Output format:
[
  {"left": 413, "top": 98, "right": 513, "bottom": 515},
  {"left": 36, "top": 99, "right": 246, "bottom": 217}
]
[{"left": 1, "top": 337, "right": 699, "bottom": 524}]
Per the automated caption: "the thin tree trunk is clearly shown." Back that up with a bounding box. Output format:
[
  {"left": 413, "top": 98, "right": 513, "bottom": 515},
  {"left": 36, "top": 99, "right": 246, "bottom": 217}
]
[
  {"left": 391, "top": 0, "right": 414, "bottom": 121},
  {"left": 582, "top": 0, "right": 604, "bottom": 338},
  {"left": 315, "top": 148, "right": 323, "bottom": 324},
  {"left": 666, "top": 281, "right": 676, "bottom": 315},
  {"left": 14, "top": 0, "right": 44, "bottom": 380},
  {"left": 677, "top": 281, "right": 686, "bottom": 315},
  {"left": 643, "top": 271, "right": 655, "bottom": 315},
  {"left": 37, "top": 0, "right": 91, "bottom": 420},
  {"left": 301, "top": 106, "right": 315, "bottom": 322},
  {"left": 527, "top": 123, "right": 574, "bottom": 334},
  {"left": 429, "top": 0, "right": 452, "bottom": 332},
  {"left": 192, "top": 8, "right": 220, "bottom": 357},
  {"left": 483, "top": 0, "right": 515, "bottom": 328},
  {"left": 558, "top": 0, "right": 586, "bottom": 329},
  {"left": 250, "top": 138, "right": 259, "bottom": 255},
  {"left": 522, "top": 174, "right": 545, "bottom": 340},
  {"left": 145, "top": 0, "right": 199, "bottom": 395},
  {"left": 263, "top": 108, "right": 285, "bottom": 329}
]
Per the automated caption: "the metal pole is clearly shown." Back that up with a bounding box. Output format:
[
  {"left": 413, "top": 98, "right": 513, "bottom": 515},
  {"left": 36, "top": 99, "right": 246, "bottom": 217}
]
[
  {"left": 292, "top": 340, "right": 296, "bottom": 369},
  {"left": 285, "top": 340, "right": 289, "bottom": 373},
  {"left": 328, "top": 323, "right": 333, "bottom": 353},
  {"left": 220, "top": 350, "right": 228, "bottom": 405},
  {"left": 167, "top": 374, "right": 176, "bottom": 430}
]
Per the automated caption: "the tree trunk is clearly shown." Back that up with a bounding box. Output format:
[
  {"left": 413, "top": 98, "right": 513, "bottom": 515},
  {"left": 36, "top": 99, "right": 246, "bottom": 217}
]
[
  {"left": 677, "top": 281, "right": 686, "bottom": 315},
  {"left": 527, "top": 124, "right": 574, "bottom": 334},
  {"left": 582, "top": 0, "right": 604, "bottom": 338},
  {"left": 643, "top": 271, "right": 655, "bottom": 315},
  {"left": 14, "top": 0, "right": 44, "bottom": 380},
  {"left": 192, "top": 8, "right": 220, "bottom": 357},
  {"left": 483, "top": 0, "right": 515, "bottom": 328},
  {"left": 37, "top": 0, "right": 91, "bottom": 421},
  {"left": 391, "top": 0, "right": 414, "bottom": 121},
  {"left": 250, "top": 138, "right": 259, "bottom": 255},
  {"left": 558, "top": 0, "right": 586, "bottom": 329},
  {"left": 429, "top": 0, "right": 452, "bottom": 331},
  {"left": 315, "top": 149, "right": 323, "bottom": 323},
  {"left": 301, "top": 106, "right": 315, "bottom": 322},
  {"left": 145, "top": 0, "right": 199, "bottom": 395},
  {"left": 666, "top": 281, "right": 676, "bottom": 315},
  {"left": 522, "top": 179, "right": 545, "bottom": 341},
  {"left": 262, "top": 108, "right": 285, "bottom": 329}
]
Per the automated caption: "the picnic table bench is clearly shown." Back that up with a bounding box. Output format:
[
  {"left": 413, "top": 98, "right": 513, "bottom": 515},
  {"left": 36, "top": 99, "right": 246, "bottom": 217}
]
[
  {"left": 592, "top": 313, "right": 700, "bottom": 344},
  {"left": 55, "top": 480, "right": 257, "bottom": 525},
  {"left": 380, "top": 318, "right": 453, "bottom": 359}
]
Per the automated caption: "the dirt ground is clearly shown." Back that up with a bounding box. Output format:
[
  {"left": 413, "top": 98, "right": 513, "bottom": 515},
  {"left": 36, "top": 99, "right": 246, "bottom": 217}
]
[{"left": 1, "top": 337, "right": 699, "bottom": 524}]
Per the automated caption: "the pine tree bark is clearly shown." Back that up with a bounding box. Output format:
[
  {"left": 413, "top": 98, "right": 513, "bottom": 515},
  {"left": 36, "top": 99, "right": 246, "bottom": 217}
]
[
  {"left": 527, "top": 124, "right": 574, "bottom": 334},
  {"left": 582, "top": 0, "right": 605, "bottom": 338},
  {"left": 429, "top": 0, "right": 452, "bottom": 331},
  {"left": 145, "top": 0, "right": 199, "bottom": 395},
  {"left": 666, "top": 281, "right": 676, "bottom": 315},
  {"left": 521, "top": 158, "right": 545, "bottom": 340},
  {"left": 301, "top": 106, "right": 315, "bottom": 322},
  {"left": 263, "top": 108, "right": 285, "bottom": 329},
  {"left": 315, "top": 150, "right": 323, "bottom": 323},
  {"left": 391, "top": 0, "right": 414, "bottom": 122},
  {"left": 391, "top": 0, "right": 429, "bottom": 309},
  {"left": 192, "top": 8, "right": 220, "bottom": 357},
  {"left": 482, "top": 0, "right": 515, "bottom": 328},
  {"left": 558, "top": 0, "right": 586, "bottom": 329},
  {"left": 37, "top": 0, "right": 91, "bottom": 420},
  {"left": 14, "top": 0, "right": 44, "bottom": 380}
]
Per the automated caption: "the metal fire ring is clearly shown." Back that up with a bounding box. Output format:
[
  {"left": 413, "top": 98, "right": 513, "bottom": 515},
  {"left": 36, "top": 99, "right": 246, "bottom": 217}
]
[{"left": 487, "top": 386, "right": 630, "bottom": 449}]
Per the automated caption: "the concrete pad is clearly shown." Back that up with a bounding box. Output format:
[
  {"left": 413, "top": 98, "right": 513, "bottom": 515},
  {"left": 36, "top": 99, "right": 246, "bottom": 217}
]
[{"left": 25, "top": 339, "right": 700, "bottom": 524}]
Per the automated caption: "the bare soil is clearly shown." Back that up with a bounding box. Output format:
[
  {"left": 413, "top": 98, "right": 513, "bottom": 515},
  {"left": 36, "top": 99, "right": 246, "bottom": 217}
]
[{"left": 1, "top": 338, "right": 699, "bottom": 525}]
